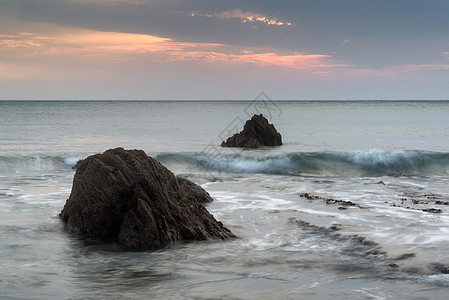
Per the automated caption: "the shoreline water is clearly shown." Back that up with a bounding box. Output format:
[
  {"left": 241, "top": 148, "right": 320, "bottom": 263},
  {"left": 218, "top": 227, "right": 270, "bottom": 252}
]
[{"left": 1, "top": 100, "right": 449, "bottom": 299}]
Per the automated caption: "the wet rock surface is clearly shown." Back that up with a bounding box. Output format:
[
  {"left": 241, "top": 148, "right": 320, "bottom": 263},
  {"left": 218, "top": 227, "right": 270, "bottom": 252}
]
[
  {"left": 176, "top": 177, "right": 214, "bottom": 204},
  {"left": 290, "top": 219, "right": 385, "bottom": 258},
  {"left": 296, "top": 187, "right": 449, "bottom": 275},
  {"left": 60, "top": 148, "right": 235, "bottom": 250},
  {"left": 299, "top": 193, "right": 362, "bottom": 209},
  {"left": 221, "top": 114, "right": 282, "bottom": 148},
  {"left": 389, "top": 192, "right": 447, "bottom": 214},
  {"left": 299, "top": 190, "right": 446, "bottom": 214}
]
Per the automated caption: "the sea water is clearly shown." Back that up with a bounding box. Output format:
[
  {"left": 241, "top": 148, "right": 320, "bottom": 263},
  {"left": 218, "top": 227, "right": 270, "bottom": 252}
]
[{"left": 1, "top": 100, "right": 449, "bottom": 299}]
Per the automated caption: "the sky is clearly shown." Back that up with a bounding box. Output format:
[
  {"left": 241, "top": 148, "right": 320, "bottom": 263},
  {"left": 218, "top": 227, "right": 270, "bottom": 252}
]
[{"left": 1, "top": 0, "right": 449, "bottom": 100}]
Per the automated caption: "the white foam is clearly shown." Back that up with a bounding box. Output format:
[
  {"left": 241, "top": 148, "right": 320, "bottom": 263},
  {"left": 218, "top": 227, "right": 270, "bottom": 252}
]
[
  {"left": 423, "top": 274, "right": 449, "bottom": 286},
  {"left": 63, "top": 155, "right": 88, "bottom": 167}
]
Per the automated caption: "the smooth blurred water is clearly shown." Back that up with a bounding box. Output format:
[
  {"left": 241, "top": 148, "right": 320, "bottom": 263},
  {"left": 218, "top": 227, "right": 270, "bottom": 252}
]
[
  {"left": 1, "top": 100, "right": 449, "bottom": 299},
  {"left": 1, "top": 100, "right": 448, "bottom": 156}
]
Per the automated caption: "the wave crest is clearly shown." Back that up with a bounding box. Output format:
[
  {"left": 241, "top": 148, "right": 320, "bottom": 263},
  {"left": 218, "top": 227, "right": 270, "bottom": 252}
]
[
  {"left": 1, "top": 151, "right": 447, "bottom": 177},
  {"left": 154, "top": 150, "right": 449, "bottom": 177},
  {"left": 0, "top": 155, "right": 86, "bottom": 174}
]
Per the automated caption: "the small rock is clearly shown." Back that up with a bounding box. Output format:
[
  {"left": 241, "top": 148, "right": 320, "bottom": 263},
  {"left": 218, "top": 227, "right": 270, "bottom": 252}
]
[
  {"left": 435, "top": 201, "right": 449, "bottom": 205},
  {"left": 429, "top": 262, "right": 449, "bottom": 274},
  {"left": 221, "top": 114, "right": 282, "bottom": 148},
  {"left": 422, "top": 208, "right": 443, "bottom": 214}
]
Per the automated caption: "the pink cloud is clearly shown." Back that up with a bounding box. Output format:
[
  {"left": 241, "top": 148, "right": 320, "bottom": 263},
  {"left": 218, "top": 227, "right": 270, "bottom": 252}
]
[
  {"left": 3, "top": 26, "right": 448, "bottom": 84},
  {"left": 1, "top": 29, "right": 345, "bottom": 72},
  {"left": 169, "top": 50, "right": 347, "bottom": 70},
  {"left": 0, "top": 33, "right": 46, "bottom": 48}
]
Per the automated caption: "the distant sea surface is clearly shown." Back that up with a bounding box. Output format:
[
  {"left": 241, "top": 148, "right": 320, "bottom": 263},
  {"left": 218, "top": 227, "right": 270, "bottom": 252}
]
[{"left": 1, "top": 100, "right": 449, "bottom": 299}]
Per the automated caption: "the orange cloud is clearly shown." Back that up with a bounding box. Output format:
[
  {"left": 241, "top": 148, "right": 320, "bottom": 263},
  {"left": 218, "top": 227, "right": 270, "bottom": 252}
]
[
  {"left": 1, "top": 28, "right": 344, "bottom": 72},
  {"left": 60, "top": 31, "right": 174, "bottom": 53},
  {"left": 0, "top": 32, "right": 47, "bottom": 48},
  {"left": 169, "top": 51, "right": 347, "bottom": 70}
]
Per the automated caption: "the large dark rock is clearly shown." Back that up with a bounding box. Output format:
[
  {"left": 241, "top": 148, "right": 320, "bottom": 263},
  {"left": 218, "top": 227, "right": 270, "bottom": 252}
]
[
  {"left": 177, "top": 177, "right": 214, "bottom": 204},
  {"left": 59, "top": 148, "right": 234, "bottom": 250},
  {"left": 221, "top": 114, "right": 282, "bottom": 148}
]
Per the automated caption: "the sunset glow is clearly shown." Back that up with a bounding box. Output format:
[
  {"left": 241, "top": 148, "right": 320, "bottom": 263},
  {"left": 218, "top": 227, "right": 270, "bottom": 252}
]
[
  {"left": 0, "top": 25, "right": 343, "bottom": 76},
  {"left": 1, "top": 1, "right": 448, "bottom": 99}
]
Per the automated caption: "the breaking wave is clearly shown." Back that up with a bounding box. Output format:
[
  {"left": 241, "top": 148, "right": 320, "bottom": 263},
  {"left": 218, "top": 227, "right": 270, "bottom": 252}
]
[
  {"left": 154, "top": 150, "right": 449, "bottom": 177},
  {"left": 1, "top": 150, "right": 448, "bottom": 177},
  {"left": 0, "top": 155, "right": 87, "bottom": 174}
]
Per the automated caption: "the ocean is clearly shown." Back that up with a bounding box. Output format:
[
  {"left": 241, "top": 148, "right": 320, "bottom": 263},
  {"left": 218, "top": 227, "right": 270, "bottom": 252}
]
[{"left": 1, "top": 100, "right": 449, "bottom": 299}]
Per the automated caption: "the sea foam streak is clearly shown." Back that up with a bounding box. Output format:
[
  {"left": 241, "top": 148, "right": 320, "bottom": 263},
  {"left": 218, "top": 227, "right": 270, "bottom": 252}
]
[{"left": 154, "top": 150, "right": 449, "bottom": 177}]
